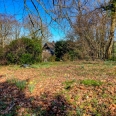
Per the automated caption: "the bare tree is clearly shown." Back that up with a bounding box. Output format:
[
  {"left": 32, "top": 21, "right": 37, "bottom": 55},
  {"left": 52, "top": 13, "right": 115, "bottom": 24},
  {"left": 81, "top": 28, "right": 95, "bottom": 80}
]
[
  {"left": 1, "top": 0, "right": 115, "bottom": 59},
  {"left": 23, "top": 14, "right": 52, "bottom": 44},
  {"left": 69, "top": 3, "right": 111, "bottom": 60},
  {"left": 101, "top": 0, "right": 116, "bottom": 59},
  {"left": 0, "top": 14, "right": 19, "bottom": 48}
]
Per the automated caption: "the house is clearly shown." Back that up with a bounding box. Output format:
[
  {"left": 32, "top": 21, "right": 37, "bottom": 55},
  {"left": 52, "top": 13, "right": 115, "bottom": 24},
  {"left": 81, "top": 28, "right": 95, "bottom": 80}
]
[
  {"left": 43, "top": 41, "right": 55, "bottom": 55},
  {"left": 42, "top": 41, "right": 55, "bottom": 62}
]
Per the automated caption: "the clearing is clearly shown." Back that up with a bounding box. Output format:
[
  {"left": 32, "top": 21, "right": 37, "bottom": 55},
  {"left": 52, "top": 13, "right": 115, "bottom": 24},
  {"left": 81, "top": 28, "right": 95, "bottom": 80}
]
[{"left": 0, "top": 61, "right": 116, "bottom": 116}]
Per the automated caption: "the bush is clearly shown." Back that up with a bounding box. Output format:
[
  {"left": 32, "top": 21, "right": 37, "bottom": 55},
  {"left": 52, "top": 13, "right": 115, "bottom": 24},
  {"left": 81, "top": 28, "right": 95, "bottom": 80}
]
[
  {"left": 109, "top": 55, "right": 116, "bottom": 61},
  {"left": 48, "top": 55, "right": 56, "bottom": 62},
  {"left": 0, "top": 46, "right": 4, "bottom": 58},
  {"left": 20, "top": 53, "right": 33, "bottom": 64},
  {"left": 55, "top": 40, "right": 85, "bottom": 61},
  {"left": 55, "top": 40, "right": 69, "bottom": 61},
  {"left": 0, "top": 46, "right": 7, "bottom": 65},
  {"left": 62, "top": 53, "right": 70, "bottom": 61},
  {"left": 5, "top": 37, "right": 42, "bottom": 64},
  {"left": 69, "top": 50, "right": 81, "bottom": 61}
]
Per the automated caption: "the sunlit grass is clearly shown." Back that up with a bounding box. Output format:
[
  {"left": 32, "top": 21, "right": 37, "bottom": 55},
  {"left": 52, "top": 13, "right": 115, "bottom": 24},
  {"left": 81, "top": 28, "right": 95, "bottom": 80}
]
[
  {"left": 80, "top": 79, "right": 102, "bottom": 86},
  {"left": 7, "top": 78, "right": 27, "bottom": 90}
]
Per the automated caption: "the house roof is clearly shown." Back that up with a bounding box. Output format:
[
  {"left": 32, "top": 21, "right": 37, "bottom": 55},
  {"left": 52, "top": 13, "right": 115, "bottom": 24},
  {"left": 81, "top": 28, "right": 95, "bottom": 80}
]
[{"left": 43, "top": 41, "right": 55, "bottom": 50}]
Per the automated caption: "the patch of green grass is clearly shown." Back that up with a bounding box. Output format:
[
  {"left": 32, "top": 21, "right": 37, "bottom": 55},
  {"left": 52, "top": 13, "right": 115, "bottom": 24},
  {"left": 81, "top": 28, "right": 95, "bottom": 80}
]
[
  {"left": 7, "top": 78, "right": 27, "bottom": 90},
  {"left": 94, "top": 113, "right": 102, "bottom": 116},
  {"left": 63, "top": 79, "right": 76, "bottom": 90},
  {"left": 27, "top": 80, "right": 37, "bottom": 93},
  {"left": 24, "top": 107, "right": 47, "bottom": 116},
  {"left": 104, "top": 61, "right": 116, "bottom": 66},
  {"left": 28, "top": 84, "right": 36, "bottom": 93},
  {"left": 7, "top": 77, "right": 17, "bottom": 83},
  {"left": 76, "top": 107, "right": 83, "bottom": 116},
  {"left": 91, "top": 98, "right": 98, "bottom": 106},
  {"left": 79, "top": 65, "right": 85, "bottom": 69},
  {"left": 33, "top": 107, "right": 47, "bottom": 116},
  {"left": 31, "top": 62, "right": 57, "bottom": 68},
  {"left": 74, "top": 95, "right": 79, "bottom": 101},
  {"left": 80, "top": 79, "right": 102, "bottom": 86},
  {"left": 14, "top": 80, "right": 27, "bottom": 90},
  {"left": 102, "top": 94, "right": 109, "bottom": 98},
  {"left": 112, "top": 96, "right": 116, "bottom": 104},
  {"left": 65, "top": 94, "right": 71, "bottom": 102}
]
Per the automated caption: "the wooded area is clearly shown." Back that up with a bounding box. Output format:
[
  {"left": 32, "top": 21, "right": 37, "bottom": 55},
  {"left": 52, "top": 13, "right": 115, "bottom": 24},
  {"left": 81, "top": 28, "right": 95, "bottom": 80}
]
[{"left": 0, "top": 0, "right": 116, "bottom": 64}]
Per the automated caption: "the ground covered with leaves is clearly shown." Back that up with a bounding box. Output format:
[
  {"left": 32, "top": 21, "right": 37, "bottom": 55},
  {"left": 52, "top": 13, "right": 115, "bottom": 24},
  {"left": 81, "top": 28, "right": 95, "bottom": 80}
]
[{"left": 0, "top": 61, "right": 116, "bottom": 116}]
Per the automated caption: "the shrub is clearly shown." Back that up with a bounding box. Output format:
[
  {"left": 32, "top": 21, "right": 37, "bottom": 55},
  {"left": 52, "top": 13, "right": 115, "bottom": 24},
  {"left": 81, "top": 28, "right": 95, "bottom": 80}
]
[
  {"left": 55, "top": 40, "right": 69, "bottom": 61},
  {"left": 69, "top": 50, "right": 81, "bottom": 61},
  {"left": 5, "top": 37, "right": 42, "bottom": 64},
  {"left": 0, "top": 46, "right": 4, "bottom": 58},
  {"left": 48, "top": 55, "right": 56, "bottom": 62},
  {"left": 20, "top": 53, "right": 33, "bottom": 64},
  {"left": 0, "top": 46, "right": 7, "bottom": 65},
  {"left": 62, "top": 53, "right": 70, "bottom": 61},
  {"left": 55, "top": 40, "right": 85, "bottom": 61},
  {"left": 109, "top": 56, "right": 116, "bottom": 61}
]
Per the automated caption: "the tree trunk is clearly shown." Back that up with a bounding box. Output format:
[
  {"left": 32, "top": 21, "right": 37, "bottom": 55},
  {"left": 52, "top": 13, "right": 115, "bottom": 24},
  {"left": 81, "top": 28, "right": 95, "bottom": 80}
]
[{"left": 105, "top": 12, "right": 116, "bottom": 59}]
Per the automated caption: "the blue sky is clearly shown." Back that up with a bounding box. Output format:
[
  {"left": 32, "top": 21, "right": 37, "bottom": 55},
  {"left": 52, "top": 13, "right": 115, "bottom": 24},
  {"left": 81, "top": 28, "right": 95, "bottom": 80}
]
[
  {"left": 0, "top": 0, "right": 66, "bottom": 41},
  {"left": 0, "top": 0, "right": 113, "bottom": 41}
]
